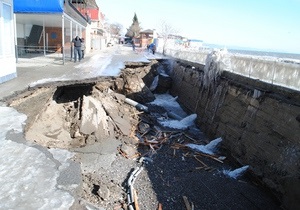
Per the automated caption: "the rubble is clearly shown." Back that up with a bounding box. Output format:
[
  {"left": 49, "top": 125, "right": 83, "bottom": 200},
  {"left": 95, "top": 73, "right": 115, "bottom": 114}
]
[{"left": 6, "top": 60, "right": 281, "bottom": 210}]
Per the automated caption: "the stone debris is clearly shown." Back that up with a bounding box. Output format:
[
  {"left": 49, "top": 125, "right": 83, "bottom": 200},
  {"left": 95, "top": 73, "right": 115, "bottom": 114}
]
[{"left": 6, "top": 60, "right": 281, "bottom": 210}]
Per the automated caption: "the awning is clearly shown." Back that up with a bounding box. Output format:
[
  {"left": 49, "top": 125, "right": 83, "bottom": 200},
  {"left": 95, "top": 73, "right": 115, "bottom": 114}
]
[{"left": 14, "top": 0, "right": 64, "bottom": 13}]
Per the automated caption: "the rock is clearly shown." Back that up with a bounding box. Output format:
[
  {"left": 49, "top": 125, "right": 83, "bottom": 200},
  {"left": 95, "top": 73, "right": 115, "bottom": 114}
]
[
  {"left": 122, "top": 69, "right": 155, "bottom": 103},
  {"left": 25, "top": 100, "right": 74, "bottom": 148},
  {"left": 79, "top": 96, "right": 110, "bottom": 136},
  {"left": 154, "top": 74, "right": 172, "bottom": 93},
  {"left": 138, "top": 122, "right": 151, "bottom": 133},
  {"left": 120, "top": 144, "right": 137, "bottom": 158},
  {"left": 98, "top": 186, "right": 110, "bottom": 201}
]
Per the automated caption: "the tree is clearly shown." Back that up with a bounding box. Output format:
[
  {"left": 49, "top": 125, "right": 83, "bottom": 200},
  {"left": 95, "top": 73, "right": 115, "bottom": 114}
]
[
  {"left": 110, "top": 23, "right": 123, "bottom": 38},
  {"left": 158, "top": 20, "right": 178, "bottom": 55},
  {"left": 125, "top": 13, "right": 142, "bottom": 38}
]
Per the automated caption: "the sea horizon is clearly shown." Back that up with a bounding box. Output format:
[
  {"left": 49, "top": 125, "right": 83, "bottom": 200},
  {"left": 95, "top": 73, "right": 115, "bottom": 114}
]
[{"left": 203, "top": 43, "right": 300, "bottom": 60}]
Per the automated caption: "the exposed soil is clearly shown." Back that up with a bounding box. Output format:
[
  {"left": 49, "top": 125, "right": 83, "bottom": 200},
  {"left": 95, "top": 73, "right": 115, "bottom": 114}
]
[{"left": 5, "top": 61, "right": 281, "bottom": 210}]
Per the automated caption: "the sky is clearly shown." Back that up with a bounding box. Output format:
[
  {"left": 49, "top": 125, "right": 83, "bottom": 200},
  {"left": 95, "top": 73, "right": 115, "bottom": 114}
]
[{"left": 96, "top": 0, "right": 300, "bottom": 54}]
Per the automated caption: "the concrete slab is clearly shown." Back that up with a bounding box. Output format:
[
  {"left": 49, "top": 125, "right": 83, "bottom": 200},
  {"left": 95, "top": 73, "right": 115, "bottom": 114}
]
[{"left": 0, "top": 44, "right": 156, "bottom": 102}]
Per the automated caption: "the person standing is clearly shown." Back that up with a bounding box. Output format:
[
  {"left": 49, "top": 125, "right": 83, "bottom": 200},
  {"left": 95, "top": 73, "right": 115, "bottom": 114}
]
[
  {"left": 131, "top": 39, "right": 135, "bottom": 51},
  {"left": 148, "top": 43, "right": 156, "bottom": 55},
  {"left": 72, "top": 36, "right": 82, "bottom": 62},
  {"left": 81, "top": 38, "right": 86, "bottom": 59}
]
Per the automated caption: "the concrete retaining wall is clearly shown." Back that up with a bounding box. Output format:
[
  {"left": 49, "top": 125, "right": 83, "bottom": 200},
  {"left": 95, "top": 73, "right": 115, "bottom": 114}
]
[{"left": 167, "top": 59, "right": 300, "bottom": 210}]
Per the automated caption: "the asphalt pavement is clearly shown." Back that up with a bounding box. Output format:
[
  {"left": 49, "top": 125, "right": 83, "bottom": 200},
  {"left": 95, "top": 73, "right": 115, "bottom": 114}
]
[{"left": 0, "top": 44, "right": 152, "bottom": 102}]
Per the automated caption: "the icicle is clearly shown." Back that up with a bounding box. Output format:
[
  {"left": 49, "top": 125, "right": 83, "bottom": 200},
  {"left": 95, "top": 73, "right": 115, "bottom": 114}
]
[
  {"left": 253, "top": 89, "right": 261, "bottom": 98},
  {"left": 203, "top": 48, "right": 231, "bottom": 88}
]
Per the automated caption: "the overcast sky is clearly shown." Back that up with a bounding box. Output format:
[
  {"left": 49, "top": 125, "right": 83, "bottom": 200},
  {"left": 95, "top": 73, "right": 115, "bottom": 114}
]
[{"left": 96, "top": 0, "right": 300, "bottom": 53}]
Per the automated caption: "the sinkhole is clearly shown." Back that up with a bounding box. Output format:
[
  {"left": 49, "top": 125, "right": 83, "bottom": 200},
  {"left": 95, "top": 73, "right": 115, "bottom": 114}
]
[{"left": 6, "top": 59, "right": 282, "bottom": 210}]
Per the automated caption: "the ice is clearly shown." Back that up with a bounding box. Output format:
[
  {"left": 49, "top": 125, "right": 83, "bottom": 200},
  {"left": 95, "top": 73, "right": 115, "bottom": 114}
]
[
  {"left": 253, "top": 89, "right": 262, "bottom": 98},
  {"left": 0, "top": 106, "right": 74, "bottom": 209},
  {"left": 159, "top": 113, "right": 197, "bottom": 130},
  {"left": 222, "top": 165, "right": 249, "bottom": 179},
  {"left": 49, "top": 148, "right": 74, "bottom": 170},
  {"left": 186, "top": 137, "right": 222, "bottom": 155},
  {"left": 149, "top": 75, "right": 159, "bottom": 91},
  {"left": 203, "top": 49, "right": 230, "bottom": 87},
  {"left": 150, "top": 93, "right": 200, "bottom": 130},
  {"left": 29, "top": 77, "right": 69, "bottom": 88},
  {"left": 150, "top": 93, "right": 187, "bottom": 117},
  {"left": 75, "top": 53, "right": 116, "bottom": 76},
  {"left": 0, "top": 107, "right": 27, "bottom": 140}
]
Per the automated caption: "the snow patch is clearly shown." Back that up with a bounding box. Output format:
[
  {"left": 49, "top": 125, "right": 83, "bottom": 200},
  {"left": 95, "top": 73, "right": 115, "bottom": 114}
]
[
  {"left": 0, "top": 106, "right": 74, "bottom": 209},
  {"left": 150, "top": 94, "right": 187, "bottom": 117},
  {"left": 159, "top": 114, "right": 197, "bottom": 130},
  {"left": 186, "top": 137, "right": 222, "bottom": 155},
  {"left": 222, "top": 165, "right": 249, "bottom": 179}
]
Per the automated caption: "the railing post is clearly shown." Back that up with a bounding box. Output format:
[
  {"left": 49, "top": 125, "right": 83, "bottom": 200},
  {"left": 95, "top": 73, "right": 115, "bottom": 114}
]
[
  {"left": 271, "top": 60, "right": 276, "bottom": 84},
  {"left": 62, "top": 14, "right": 65, "bottom": 65}
]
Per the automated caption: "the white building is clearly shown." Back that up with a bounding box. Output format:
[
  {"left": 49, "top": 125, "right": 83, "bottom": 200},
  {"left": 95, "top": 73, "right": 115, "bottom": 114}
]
[{"left": 0, "top": 0, "right": 16, "bottom": 84}]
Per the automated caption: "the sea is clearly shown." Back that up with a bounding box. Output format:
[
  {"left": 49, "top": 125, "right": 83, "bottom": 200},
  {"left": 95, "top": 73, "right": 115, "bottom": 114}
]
[
  {"left": 203, "top": 43, "right": 300, "bottom": 61},
  {"left": 228, "top": 49, "right": 300, "bottom": 61}
]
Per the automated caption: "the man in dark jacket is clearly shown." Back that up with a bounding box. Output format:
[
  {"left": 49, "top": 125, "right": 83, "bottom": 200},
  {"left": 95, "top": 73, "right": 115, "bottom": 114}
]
[
  {"left": 149, "top": 43, "right": 156, "bottom": 55},
  {"left": 72, "top": 36, "right": 82, "bottom": 62}
]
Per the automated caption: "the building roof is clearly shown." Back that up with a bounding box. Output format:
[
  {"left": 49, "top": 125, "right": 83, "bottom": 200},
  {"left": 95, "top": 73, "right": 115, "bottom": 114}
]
[
  {"left": 85, "top": 0, "right": 98, "bottom": 8},
  {"left": 140, "top": 29, "right": 153, "bottom": 34}
]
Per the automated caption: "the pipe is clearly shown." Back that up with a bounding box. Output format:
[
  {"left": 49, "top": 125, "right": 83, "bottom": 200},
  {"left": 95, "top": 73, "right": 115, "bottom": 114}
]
[{"left": 124, "top": 98, "right": 149, "bottom": 113}]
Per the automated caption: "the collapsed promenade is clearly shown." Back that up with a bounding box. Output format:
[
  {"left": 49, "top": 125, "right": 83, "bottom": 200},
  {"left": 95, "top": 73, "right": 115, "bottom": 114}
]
[{"left": 1, "top": 44, "right": 298, "bottom": 209}]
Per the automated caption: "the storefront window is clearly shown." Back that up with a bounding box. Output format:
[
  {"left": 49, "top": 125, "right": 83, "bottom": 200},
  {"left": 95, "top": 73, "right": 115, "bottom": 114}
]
[
  {"left": 3, "top": 3, "right": 13, "bottom": 55},
  {"left": 0, "top": 2, "right": 2, "bottom": 56}
]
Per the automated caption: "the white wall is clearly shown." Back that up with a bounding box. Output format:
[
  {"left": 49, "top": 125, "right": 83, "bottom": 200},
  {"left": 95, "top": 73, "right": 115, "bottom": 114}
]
[
  {"left": 85, "top": 23, "right": 92, "bottom": 53},
  {"left": 0, "top": 0, "right": 17, "bottom": 84}
]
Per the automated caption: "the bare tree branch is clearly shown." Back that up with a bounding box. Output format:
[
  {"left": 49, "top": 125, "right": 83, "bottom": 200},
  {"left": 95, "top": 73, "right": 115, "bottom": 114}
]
[
  {"left": 157, "top": 20, "right": 179, "bottom": 55},
  {"left": 110, "top": 23, "right": 123, "bottom": 38}
]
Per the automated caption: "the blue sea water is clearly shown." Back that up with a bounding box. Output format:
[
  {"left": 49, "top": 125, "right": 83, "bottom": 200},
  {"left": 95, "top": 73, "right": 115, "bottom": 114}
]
[
  {"left": 204, "top": 43, "right": 300, "bottom": 60},
  {"left": 228, "top": 49, "right": 300, "bottom": 60}
]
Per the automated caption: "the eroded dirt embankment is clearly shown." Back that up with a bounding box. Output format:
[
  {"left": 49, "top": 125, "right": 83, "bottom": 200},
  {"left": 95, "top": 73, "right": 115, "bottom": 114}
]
[{"left": 4, "top": 59, "right": 282, "bottom": 210}]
